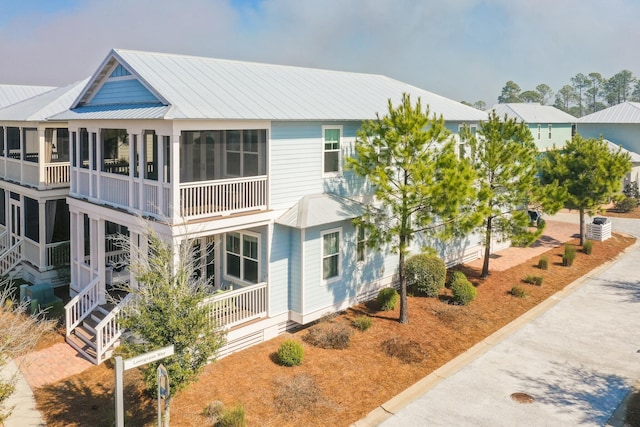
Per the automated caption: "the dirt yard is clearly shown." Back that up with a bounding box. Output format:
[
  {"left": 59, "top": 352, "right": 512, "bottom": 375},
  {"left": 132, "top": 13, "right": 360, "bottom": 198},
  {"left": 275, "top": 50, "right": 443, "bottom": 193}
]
[{"left": 33, "top": 233, "right": 635, "bottom": 426}]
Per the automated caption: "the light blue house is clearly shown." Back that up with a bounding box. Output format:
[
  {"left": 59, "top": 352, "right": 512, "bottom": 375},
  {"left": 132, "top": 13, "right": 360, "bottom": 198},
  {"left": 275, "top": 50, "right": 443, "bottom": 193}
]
[
  {"left": 54, "top": 49, "right": 488, "bottom": 363},
  {"left": 490, "top": 103, "right": 576, "bottom": 151}
]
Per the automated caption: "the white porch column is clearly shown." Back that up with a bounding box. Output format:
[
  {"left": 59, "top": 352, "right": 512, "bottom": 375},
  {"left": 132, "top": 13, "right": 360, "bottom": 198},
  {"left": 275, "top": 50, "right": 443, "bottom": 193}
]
[
  {"left": 137, "top": 132, "right": 145, "bottom": 214},
  {"left": 129, "top": 230, "right": 140, "bottom": 290},
  {"left": 38, "top": 200, "right": 46, "bottom": 271},
  {"left": 170, "top": 133, "right": 180, "bottom": 224},
  {"left": 128, "top": 131, "right": 135, "bottom": 210},
  {"left": 19, "top": 127, "right": 23, "bottom": 183},
  {"left": 93, "top": 130, "right": 100, "bottom": 200},
  {"left": 69, "top": 211, "right": 80, "bottom": 295},
  {"left": 38, "top": 128, "right": 45, "bottom": 187},
  {"left": 157, "top": 135, "right": 164, "bottom": 217},
  {"left": 97, "top": 218, "right": 106, "bottom": 304}
]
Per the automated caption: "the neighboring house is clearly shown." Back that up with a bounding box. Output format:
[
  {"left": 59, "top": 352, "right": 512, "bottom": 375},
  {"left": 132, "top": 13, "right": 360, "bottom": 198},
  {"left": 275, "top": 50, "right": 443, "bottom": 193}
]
[
  {"left": 0, "top": 84, "right": 55, "bottom": 109},
  {"left": 604, "top": 139, "right": 640, "bottom": 187},
  {"left": 489, "top": 103, "right": 576, "bottom": 151},
  {"left": 53, "top": 49, "right": 488, "bottom": 364},
  {"left": 577, "top": 102, "right": 640, "bottom": 187},
  {"left": 0, "top": 80, "right": 88, "bottom": 285}
]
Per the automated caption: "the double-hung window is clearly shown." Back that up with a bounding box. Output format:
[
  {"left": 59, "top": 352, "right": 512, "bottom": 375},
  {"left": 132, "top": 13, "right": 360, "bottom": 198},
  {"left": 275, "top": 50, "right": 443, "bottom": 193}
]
[
  {"left": 356, "top": 225, "right": 366, "bottom": 263},
  {"left": 225, "top": 231, "right": 259, "bottom": 284},
  {"left": 548, "top": 124, "right": 552, "bottom": 139},
  {"left": 323, "top": 126, "right": 341, "bottom": 175},
  {"left": 322, "top": 229, "right": 341, "bottom": 281}
]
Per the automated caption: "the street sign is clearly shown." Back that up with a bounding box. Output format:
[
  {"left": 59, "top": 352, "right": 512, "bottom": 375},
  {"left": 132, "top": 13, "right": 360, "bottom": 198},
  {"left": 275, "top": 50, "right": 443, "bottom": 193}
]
[{"left": 123, "top": 345, "right": 174, "bottom": 370}]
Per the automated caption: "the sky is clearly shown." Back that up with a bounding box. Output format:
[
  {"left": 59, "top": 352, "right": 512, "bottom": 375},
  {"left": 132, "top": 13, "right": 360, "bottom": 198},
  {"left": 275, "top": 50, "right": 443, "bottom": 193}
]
[{"left": 1, "top": 0, "right": 639, "bottom": 106}]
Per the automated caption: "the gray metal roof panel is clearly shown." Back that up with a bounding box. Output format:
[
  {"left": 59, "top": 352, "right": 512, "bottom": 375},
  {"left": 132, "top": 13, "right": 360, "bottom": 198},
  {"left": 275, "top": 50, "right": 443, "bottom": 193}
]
[
  {"left": 52, "top": 104, "right": 170, "bottom": 120},
  {"left": 276, "top": 193, "right": 367, "bottom": 229},
  {"left": 489, "top": 103, "right": 577, "bottom": 123},
  {"left": 0, "top": 84, "right": 55, "bottom": 109},
  {"left": 0, "top": 79, "right": 89, "bottom": 121},
  {"left": 577, "top": 102, "right": 640, "bottom": 123},
  {"left": 106, "top": 49, "right": 487, "bottom": 122}
]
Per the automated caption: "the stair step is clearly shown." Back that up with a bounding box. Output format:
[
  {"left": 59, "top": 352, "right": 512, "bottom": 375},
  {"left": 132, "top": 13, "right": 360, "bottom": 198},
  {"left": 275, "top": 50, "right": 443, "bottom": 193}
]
[
  {"left": 82, "top": 315, "right": 99, "bottom": 333},
  {"left": 67, "top": 333, "right": 98, "bottom": 362},
  {"left": 74, "top": 325, "right": 97, "bottom": 349}
]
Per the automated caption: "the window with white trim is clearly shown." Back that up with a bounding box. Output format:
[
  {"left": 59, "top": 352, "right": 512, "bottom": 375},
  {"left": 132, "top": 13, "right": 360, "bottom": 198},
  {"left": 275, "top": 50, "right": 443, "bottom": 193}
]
[
  {"left": 548, "top": 124, "right": 552, "bottom": 139},
  {"left": 323, "top": 126, "right": 341, "bottom": 175},
  {"left": 356, "top": 225, "right": 366, "bottom": 262},
  {"left": 225, "top": 231, "right": 259, "bottom": 283},
  {"left": 537, "top": 124, "right": 541, "bottom": 140},
  {"left": 322, "top": 229, "right": 341, "bottom": 281},
  {"left": 457, "top": 124, "right": 477, "bottom": 159}
]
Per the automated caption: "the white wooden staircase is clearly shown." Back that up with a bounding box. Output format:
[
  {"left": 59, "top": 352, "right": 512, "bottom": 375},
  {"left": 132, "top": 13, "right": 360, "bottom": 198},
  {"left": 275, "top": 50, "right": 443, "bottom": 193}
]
[{"left": 0, "top": 231, "right": 23, "bottom": 277}]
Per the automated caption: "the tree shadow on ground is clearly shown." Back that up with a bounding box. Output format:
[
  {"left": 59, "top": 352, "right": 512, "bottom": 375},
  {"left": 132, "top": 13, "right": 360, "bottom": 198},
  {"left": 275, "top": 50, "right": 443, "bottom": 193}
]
[
  {"left": 35, "top": 374, "right": 155, "bottom": 427},
  {"left": 506, "top": 361, "right": 630, "bottom": 425},
  {"left": 594, "top": 278, "right": 640, "bottom": 304}
]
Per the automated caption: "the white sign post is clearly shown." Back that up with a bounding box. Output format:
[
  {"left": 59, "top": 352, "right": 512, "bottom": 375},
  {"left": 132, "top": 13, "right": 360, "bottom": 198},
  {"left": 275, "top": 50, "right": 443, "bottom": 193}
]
[{"left": 115, "top": 344, "right": 175, "bottom": 427}]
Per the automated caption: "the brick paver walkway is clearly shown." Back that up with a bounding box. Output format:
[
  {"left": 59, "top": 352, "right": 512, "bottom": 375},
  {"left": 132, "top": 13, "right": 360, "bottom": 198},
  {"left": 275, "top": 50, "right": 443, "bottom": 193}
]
[{"left": 14, "top": 342, "right": 93, "bottom": 389}]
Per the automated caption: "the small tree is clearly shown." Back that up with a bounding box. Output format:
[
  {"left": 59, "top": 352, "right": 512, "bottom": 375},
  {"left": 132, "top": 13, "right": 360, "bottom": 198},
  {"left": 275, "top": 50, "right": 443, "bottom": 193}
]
[
  {"left": 0, "top": 283, "right": 54, "bottom": 423},
  {"left": 347, "top": 93, "right": 481, "bottom": 324},
  {"left": 117, "top": 231, "right": 226, "bottom": 415},
  {"left": 465, "top": 111, "right": 563, "bottom": 277},
  {"left": 540, "top": 135, "right": 631, "bottom": 244}
]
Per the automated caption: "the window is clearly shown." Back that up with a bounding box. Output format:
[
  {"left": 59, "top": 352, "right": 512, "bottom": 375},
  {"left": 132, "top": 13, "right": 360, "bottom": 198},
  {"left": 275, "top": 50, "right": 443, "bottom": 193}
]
[
  {"left": 144, "top": 130, "right": 158, "bottom": 181},
  {"left": 0, "top": 126, "right": 4, "bottom": 157},
  {"left": 24, "top": 197, "right": 39, "bottom": 242},
  {"left": 101, "top": 129, "right": 129, "bottom": 175},
  {"left": 323, "top": 126, "right": 341, "bottom": 175},
  {"left": 45, "top": 128, "right": 70, "bottom": 162},
  {"left": 163, "top": 136, "right": 171, "bottom": 183},
  {"left": 23, "top": 128, "right": 38, "bottom": 163},
  {"left": 71, "top": 131, "right": 76, "bottom": 167},
  {"left": 356, "top": 225, "right": 366, "bottom": 262},
  {"left": 322, "top": 229, "right": 341, "bottom": 281},
  {"left": 537, "top": 124, "right": 541, "bottom": 140},
  {"left": 225, "top": 231, "right": 259, "bottom": 284},
  {"left": 0, "top": 189, "right": 5, "bottom": 226},
  {"left": 457, "top": 125, "right": 476, "bottom": 159},
  {"left": 548, "top": 124, "right": 552, "bottom": 139},
  {"left": 80, "top": 128, "right": 89, "bottom": 169},
  {"left": 7, "top": 127, "right": 19, "bottom": 159}
]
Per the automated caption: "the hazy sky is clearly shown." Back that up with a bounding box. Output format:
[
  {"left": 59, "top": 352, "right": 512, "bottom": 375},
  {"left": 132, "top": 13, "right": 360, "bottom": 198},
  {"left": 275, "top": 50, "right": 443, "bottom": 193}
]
[{"left": 1, "top": 0, "right": 639, "bottom": 106}]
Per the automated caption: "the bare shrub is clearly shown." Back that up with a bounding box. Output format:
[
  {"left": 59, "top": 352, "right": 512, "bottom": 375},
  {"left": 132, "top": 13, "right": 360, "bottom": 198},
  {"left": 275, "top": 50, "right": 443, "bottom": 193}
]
[
  {"left": 381, "top": 336, "right": 428, "bottom": 364},
  {"left": 304, "top": 321, "right": 352, "bottom": 349}
]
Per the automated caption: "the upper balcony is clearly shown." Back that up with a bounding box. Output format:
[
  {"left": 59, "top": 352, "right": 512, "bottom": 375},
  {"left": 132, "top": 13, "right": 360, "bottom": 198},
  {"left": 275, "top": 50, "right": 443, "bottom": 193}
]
[
  {"left": 0, "top": 126, "right": 71, "bottom": 189},
  {"left": 69, "top": 128, "right": 268, "bottom": 223}
]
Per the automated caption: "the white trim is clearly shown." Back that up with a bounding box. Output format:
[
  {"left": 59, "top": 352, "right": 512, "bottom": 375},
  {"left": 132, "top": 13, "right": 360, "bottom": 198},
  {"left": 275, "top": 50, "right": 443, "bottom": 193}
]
[
  {"left": 321, "top": 125, "right": 342, "bottom": 177},
  {"left": 320, "top": 227, "right": 342, "bottom": 284}
]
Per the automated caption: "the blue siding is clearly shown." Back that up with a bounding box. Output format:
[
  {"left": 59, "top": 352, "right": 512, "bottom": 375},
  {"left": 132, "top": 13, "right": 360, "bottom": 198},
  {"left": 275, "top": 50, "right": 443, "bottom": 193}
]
[
  {"left": 578, "top": 123, "right": 640, "bottom": 154},
  {"left": 290, "top": 228, "right": 302, "bottom": 313},
  {"left": 110, "top": 64, "right": 131, "bottom": 78},
  {"left": 89, "top": 79, "right": 160, "bottom": 106},
  {"left": 529, "top": 123, "right": 573, "bottom": 150},
  {"left": 269, "top": 225, "right": 291, "bottom": 315}
]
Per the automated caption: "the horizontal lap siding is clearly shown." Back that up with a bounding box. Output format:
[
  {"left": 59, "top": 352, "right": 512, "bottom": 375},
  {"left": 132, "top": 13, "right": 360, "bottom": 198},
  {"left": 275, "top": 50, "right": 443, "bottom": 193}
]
[
  {"left": 289, "top": 228, "right": 302, "bottom": 313},
  {"left": 89, "top": 79, "right": 160, "bottom": 105},
  {"left": 269, "top": 225, "right": 291, "bottom": 315},
  {"left": 578, "top": 123, "right": 640, "bottom": 153}
]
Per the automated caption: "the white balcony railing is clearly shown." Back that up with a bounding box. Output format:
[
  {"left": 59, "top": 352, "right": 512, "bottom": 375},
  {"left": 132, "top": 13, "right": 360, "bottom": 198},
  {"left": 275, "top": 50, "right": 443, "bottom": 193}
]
[
  {"left": 180, "top": 176, "right": 267, "bottom": 220},
  {"left": 201, "top": 282, "right": 267, "bottom": 329},
  {"left": 45, "top": 162, "right": 71, "bottom": 185},
  {"left": 95, "top": 294, "right": 131, "bottom": 365},
  {"left": 65, "top": 276, "right": 100, "bottom": 337}
]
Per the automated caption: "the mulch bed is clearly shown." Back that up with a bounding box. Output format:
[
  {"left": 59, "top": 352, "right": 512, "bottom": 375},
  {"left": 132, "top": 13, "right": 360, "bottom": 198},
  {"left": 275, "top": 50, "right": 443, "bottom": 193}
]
[{"left": 33, "top": 233, "right": 635, "bottom": 426}]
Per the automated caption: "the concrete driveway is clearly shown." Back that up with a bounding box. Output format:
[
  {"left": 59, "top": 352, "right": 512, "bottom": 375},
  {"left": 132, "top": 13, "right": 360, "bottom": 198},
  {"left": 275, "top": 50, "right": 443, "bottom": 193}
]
[{"left": 365, "top": 213, "right": 640, "bottom": 426}]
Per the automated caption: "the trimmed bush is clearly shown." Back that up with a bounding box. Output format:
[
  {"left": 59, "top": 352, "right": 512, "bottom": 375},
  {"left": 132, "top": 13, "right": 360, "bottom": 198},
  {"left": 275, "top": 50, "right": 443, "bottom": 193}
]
[
  {"left": 523, "top": 275, "right": 543, "bottom": 286},
  {"left": 216, "top": 403, "right": 246, "bottom": 427},
  {"left": 277, "top": 340, "right": 304, "bottom": 366},
  {"left": 405, "top": 254, "right": 446, "bottom": 297},
  {"left": 352, "top": 315, "right": 372, "bottom": 332},
  {"left": 563, "top": 244, "right": 576, "bottom": 267},
  {"left": 304, "top": 321, "right": 351, "bottom": 349},
  {"left": 538, "top": 256, "right": 548, "bottom": 270},
  {"left": 447, "top": 271, "right": 467, "bottom": 288},
  {"left": 510, "top": 286, "right": 527, "bottom": 298},
  {"left": 583, "top": 240, "right": 593, "bottom": 255},
  {"left": 451, "top": 275, "right": 476, "bottom": 306},
  {"left": 377, "top": 287, "right": 399, "bottom": 311},
  {"left": 614, "top": 197, "right": 637, "bottom": 213}
]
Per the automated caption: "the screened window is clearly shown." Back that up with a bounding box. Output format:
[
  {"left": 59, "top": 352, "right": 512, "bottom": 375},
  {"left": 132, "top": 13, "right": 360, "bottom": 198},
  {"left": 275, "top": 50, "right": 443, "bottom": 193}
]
[
  {"left": 323, "top": 127, "right": 341, "bottom": 175},
  {"left": 45, "top": 199, "right": 70, "bottom": 244},
  {"left": 7, "top": 127, "right": 20, "bottom": 159},
  {"left": 45, "top": 128, "right": 70, "bottom": 162},
  {"left": 24, "top": 197, "right": 39, "bottom": 242},
  {"left": 163, "top": 136, "right": 171, "bottom": 183},
  {"left": 71, "top": 131, "right": 77, "bottom": 167},
  {"left": 144, "top": 130, "right": 158, "bottom": 181},
  {"left": 357, "top": 225, "right": 366, "bottom": 263},
  {"left": 225, "top": 231, "right": 259, "bottom": 284},
  {"left": 0, "top": 126, "right": 4, "bottom": 157},
  {"left": 101, "top": 129, "right": 129, "bottom": 175},
  {"left": 80, "top": 129, "right": 89, "bottom": 169},
  {"left": 322, "top": 229, "right": 341, "bottom": 281},
  {"left": 23, "top": 128, "right": 39, "bottom": 163},
  {"left": 0, "top": 189, "right": 5, "bottom": 226}
]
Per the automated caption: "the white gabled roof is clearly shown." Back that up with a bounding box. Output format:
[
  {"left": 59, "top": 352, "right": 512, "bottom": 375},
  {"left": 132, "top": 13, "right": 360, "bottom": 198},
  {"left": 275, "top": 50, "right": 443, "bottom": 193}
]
[
  {"left": 577, "top": 102, "right": 640, "bottom": 123},
  {"left": 489, "top": 103, "right": 576, "bottom": 123},
  {"left": 0, "top": 84, "right": 55, "bottom": 109},
  {"left": 0, "top": 79, "right": 89, "bottom": 122},
  {"left": 61, "top": 49, "right": 487, "bottom": 122},
  {"left": 603, "top": 139, "right": 640, "bottom": 163},
  {"left": 276, "top": 193, "right": 366, "bottom": 229}
]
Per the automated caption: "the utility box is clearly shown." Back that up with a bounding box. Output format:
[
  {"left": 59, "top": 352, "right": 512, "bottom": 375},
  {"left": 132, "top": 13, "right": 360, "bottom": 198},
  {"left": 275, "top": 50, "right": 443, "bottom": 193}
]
[{"left": 586, "top": 217, "right": 611, "bottom": 241}]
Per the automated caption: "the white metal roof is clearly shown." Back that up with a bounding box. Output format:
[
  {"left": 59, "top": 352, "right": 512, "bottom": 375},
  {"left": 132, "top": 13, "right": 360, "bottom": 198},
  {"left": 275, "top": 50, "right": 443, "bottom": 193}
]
[
  {"left": 577, "top": 102, "right": 640, "bottom": 123},
  {"left": 0, "top": 84, "right": 55, "bottom": 109},
  {"left": 276, "top": 193, "right": 367, "bottom": 229},
  {"left": 603, "top": 139, "right": 640, "bottom": 163},
  {"left": 62, "top": 49, "right": 488, "bottom": 122},
  {"left": 489, "top": 103, "right": 577, "bottom": 123},
  {"left": 0, "top": 79, "right": 88, "bottom": 122}
]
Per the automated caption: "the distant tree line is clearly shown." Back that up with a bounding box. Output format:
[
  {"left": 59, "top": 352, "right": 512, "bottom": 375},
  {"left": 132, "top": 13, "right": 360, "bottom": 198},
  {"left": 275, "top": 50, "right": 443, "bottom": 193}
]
[{"left": 461, "top": 70, "right": 640, "bottom": 117}]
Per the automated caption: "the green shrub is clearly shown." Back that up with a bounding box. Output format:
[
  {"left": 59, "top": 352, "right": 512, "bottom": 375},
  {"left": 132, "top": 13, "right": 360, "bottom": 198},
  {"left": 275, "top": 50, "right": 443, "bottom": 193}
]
[
  {"left": 523, "top": 275, "right": 543, "bottom": 286},
  {"left": 203, "top": 401, "right": 224, "bottom": 424},
  {"left": 583, "top": 240, "right": 593, "bottom": 255},
  {"left": 377, "top": 287, "right": 399, "bottom": 311},
  {"left": 451, "top": 275, "right": 476, "bottom": 306},
  {"left": 563, "top": 244, "right": 576, "bottom": 267},
  {"left": 277, "top": 340, "right": 304, "bottom": 366},
  {"left": 615, "top": 197, "right": 638, "bottom": 213},
  {"left": 405, "top": 254, "right": 446, "bottom": 297},
  {"left": 216, "top": 403, "right": 246, "bottom": 427},
  {"left": 624, "top": 181, "right": 640, "bottom": 199},
  {"left": 510, "top": 286, "right": 527, "bottom": 298},
  {"left": 537, "top": 256, "right": 548, "bottom": 270},
  {"left": 447, "top": 271, "right": 467, "bottom": 288},
  {"left": 304, "top": 321, "right": 351, "bottom": 349},
  {"left": 352, "top": 315, "right": 372, "bottom": 332}
]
